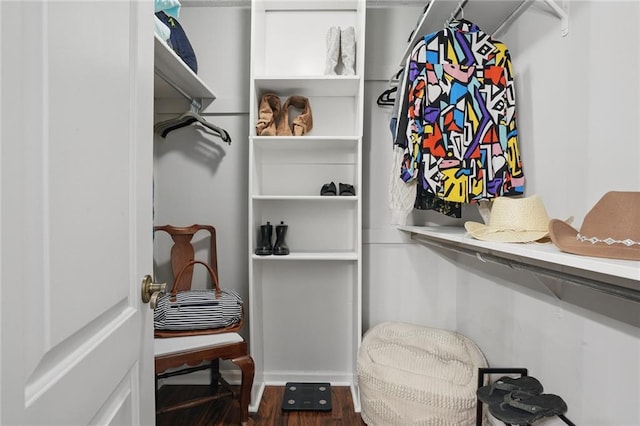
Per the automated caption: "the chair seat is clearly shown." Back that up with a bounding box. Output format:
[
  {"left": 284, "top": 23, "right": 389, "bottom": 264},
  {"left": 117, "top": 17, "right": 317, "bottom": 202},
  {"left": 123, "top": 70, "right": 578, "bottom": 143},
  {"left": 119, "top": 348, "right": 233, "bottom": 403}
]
[{"left": 155, "top": 333, "right": 244, "bottom": 357}]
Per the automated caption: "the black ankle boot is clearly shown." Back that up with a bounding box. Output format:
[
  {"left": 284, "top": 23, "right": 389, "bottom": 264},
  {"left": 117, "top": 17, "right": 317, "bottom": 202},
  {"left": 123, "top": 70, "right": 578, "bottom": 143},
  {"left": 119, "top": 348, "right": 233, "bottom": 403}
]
[
  {"left": 255, "top": 221, "right": 273, "bottom": 255},
  {"left": 273, "top": 221, "right": 290, "bottom": 255}
]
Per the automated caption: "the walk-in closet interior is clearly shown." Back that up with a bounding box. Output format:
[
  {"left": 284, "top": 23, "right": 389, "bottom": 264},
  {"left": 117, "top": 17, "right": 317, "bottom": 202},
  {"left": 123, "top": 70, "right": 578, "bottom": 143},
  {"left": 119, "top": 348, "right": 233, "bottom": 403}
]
[{"left": 152, "top": 1, "right": 640, "bottom": 424}]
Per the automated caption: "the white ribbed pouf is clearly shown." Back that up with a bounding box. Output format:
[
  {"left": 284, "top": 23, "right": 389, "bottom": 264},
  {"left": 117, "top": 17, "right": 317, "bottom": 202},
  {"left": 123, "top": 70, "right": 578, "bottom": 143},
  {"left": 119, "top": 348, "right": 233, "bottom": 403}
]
[{"left": 357, "top": 322, "right": 487, "bottom": 426}]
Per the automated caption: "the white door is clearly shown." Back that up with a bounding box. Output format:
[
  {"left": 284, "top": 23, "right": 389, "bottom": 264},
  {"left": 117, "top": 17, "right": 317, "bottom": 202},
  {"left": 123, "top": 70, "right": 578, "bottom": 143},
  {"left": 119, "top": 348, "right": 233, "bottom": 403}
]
[{"left": 0, "top": 1, "right": 155, "bottom": 424}]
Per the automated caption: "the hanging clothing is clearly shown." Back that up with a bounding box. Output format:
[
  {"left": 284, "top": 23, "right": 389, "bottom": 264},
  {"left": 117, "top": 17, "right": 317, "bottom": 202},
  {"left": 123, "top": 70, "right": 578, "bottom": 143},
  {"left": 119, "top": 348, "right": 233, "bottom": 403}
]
[
  {"left": 389, "top": 57, "right": 418, "bottom": 225},
  {"left": 400, "top": 19, "right": 525, "bottom": 209},
  {"left": 389, "top": 55, "right": 461, "bottom": 223}
]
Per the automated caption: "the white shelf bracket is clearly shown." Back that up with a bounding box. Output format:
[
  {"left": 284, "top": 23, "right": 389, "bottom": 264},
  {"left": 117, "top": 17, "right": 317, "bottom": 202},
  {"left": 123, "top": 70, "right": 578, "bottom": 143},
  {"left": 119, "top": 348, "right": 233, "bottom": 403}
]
[
  {"left": 478, "top": 250, "right": 564, "bottom": 300},
  {"left": 543, "top": 0, "right": 569, "bottom": 37},
  {"left": 533, "top": 275, "right": 565, "bottom": 300},
  {"left": 189, "top": 99, "right": 203, "bottom": 113}
]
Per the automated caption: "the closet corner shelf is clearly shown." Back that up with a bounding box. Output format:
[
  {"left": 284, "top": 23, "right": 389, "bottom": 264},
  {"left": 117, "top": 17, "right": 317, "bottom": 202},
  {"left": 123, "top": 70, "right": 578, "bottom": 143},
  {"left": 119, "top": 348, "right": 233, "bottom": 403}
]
[
  {"left": 154, "top": 34, "right": 216, "bottom": 109},
  {"left": 253, "top": 76, "right": 361, "bottom": 97},
  {"left": 252, "top": 251, "right": 358, "bottom": 261},
  {"left": 252, "top": 135, "right": 358, "bottom": 142},
  {"left": 397, "top": 225, "right": 640, "bottom": 303},
  {"left": 263, "top": 0, "right": 360, "bottom": 11},
  {"left": 252, "top": 195, "right": 358, "bottom": 201},
  {"left": 252, "top": 136, "right": 358, "bottom": 149}
]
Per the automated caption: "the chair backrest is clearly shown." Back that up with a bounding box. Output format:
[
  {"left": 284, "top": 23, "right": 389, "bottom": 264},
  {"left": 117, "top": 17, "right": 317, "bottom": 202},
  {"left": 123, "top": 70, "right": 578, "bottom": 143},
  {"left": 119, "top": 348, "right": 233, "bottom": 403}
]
[{"left": 154, "top": 224, "right": 218, "bottom": 294}]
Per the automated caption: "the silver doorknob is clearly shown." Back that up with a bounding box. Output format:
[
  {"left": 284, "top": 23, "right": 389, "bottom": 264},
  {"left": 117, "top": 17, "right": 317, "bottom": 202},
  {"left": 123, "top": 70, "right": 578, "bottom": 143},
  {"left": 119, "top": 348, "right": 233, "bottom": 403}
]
[{"left": 141, "top": 275, "right": 167, "bottom": 309}]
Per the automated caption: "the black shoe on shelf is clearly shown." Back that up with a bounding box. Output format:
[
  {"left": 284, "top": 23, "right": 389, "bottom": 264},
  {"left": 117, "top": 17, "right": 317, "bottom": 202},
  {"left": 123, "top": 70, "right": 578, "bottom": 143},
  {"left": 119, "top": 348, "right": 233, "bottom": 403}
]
[
  {"left": 273, "top": 221, "right": 290, "bottom": 255},
  {"left": 320, "top": 181, "right": 337, "bottom": 196},
  {"left": 339, "top": 183, "right": 355, "bottom": 196},
  {"left": 255, "top": 221, "right": 273, "bottom": 255}
]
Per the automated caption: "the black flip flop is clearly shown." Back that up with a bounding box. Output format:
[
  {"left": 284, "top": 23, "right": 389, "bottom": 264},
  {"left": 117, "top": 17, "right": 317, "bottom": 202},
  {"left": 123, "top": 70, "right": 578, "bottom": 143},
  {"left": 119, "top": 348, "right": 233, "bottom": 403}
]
[
  {"left": 339, "top": 183, "right": 355, "bottom": 196},
  {"left": 488, "top": 390, "right": 568, "bottom": 424},
  {"left": 320, "top": 182, "right": 337, "bottom": 196},
  {"left": 477, "top": 375, "right": 543, "bottom": 405}
]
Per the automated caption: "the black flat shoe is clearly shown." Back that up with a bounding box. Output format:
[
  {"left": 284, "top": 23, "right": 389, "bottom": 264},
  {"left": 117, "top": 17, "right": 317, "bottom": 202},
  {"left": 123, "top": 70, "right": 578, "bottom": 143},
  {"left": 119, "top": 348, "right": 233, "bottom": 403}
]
[
  {"left": 320, "top": 181, "right": 337, "bottom": 196},
  {"left": 488, "top": 390, "right": 568, "bottom": 424},
  {"left": 477, "top": 375, "right": 543, "bottom": 405},
  {"left": 339, "top": 183, "right": 355, "bottom": 196}
]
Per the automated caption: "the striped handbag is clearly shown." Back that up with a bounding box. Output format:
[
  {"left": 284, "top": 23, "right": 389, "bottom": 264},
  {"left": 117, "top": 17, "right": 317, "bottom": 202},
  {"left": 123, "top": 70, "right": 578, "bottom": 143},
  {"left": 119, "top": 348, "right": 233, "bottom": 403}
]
[{"left": 154, "top": 260, "right": 244, "bottom": 337}]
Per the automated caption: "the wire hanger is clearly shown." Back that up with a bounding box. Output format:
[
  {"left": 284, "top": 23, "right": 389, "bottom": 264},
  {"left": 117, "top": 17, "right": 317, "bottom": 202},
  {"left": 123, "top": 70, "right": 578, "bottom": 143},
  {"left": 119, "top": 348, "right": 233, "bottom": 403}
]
[
  {"left": 154, "top": 110, "right": 232, "bottom": 144},
  {"left": 446, "top": 0, "right": 468, "bottom": 27}
]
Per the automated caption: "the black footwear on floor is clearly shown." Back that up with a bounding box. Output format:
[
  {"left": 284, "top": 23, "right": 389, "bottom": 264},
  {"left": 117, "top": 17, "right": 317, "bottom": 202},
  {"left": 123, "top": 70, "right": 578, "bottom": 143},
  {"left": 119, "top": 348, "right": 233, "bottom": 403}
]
[
  {"left": 477, "top": 375, "right": 543, "bottom": 405},
  {"left": 488, "top": 390, "right": 568, "bottom": 424}
]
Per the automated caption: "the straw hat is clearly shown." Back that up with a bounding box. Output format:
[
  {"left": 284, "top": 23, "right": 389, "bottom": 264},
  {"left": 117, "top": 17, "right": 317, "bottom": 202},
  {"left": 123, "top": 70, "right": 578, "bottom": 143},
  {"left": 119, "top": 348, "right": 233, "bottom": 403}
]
[
  {"left": 549, "top": 191, "right": 640, "bottom": 261},
  {"left": 465, "top": 195, "right": 553, "bottom": 243}
]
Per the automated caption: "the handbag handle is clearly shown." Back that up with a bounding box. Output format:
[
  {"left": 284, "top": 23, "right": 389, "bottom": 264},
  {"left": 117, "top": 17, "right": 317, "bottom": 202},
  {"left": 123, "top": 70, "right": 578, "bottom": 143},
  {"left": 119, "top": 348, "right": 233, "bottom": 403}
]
[{"left": 171, "top": 259, "right": 222, "bottom": 300}]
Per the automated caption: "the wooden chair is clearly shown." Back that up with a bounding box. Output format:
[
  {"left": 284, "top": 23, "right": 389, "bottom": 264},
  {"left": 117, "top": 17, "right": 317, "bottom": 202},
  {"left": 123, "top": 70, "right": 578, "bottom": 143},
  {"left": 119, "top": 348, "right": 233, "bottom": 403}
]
[{"left": 153, "top": 224, "right": 254, "bottom": 425}]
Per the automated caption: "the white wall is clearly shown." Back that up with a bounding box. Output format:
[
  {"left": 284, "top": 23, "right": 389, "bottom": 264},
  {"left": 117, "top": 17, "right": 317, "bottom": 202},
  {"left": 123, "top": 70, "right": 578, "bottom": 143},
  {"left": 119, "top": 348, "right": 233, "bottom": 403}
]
[{"left": 156, "top": 2, "right": 640, "bottom": 424}]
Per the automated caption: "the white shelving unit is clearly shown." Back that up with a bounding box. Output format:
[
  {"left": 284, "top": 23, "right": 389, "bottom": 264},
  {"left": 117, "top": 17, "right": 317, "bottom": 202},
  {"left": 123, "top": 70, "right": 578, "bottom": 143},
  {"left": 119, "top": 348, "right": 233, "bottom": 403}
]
[{"left": 248, "top": 0, "right": 366, "bottom": 411}]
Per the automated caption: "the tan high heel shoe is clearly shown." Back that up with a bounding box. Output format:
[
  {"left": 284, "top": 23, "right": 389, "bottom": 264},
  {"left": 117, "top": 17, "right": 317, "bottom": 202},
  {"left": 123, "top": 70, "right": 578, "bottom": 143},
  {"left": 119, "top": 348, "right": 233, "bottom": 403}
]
[
  {"left": 276, "top": 96, "right": 313, "bottom": 136},
  {"left": 256, "top": 93, "right": 281, "bottom": 136}
]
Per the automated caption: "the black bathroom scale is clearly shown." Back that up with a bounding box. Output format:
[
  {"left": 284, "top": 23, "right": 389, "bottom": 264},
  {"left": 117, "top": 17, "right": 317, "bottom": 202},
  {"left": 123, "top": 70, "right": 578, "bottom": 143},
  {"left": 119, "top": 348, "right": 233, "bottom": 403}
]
[{"left": 281, "top": 382, "right": 332, "bottom": 412}]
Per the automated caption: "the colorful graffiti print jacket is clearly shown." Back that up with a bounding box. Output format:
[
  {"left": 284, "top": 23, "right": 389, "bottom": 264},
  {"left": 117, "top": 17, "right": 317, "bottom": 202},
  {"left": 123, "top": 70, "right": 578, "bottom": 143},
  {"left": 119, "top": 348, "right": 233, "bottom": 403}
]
[{"left": 400, "top": 19, "right": 525, "bottom": 206}]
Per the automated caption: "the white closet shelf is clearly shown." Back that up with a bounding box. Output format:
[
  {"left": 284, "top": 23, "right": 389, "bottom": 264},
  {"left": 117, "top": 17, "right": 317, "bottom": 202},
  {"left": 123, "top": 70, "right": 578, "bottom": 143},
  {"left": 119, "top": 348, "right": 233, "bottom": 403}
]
[
  {"left": 154, "top": 34, "right": 216, "bottom": 109},
  {"left": 253, "top": 76, "right": 361, "bottom": 97},
  {"left": 253, "top": 135, "right": 358, "bottom": 142},
  {"left": 260, "top": 0, "right": 359, "bottom": 11},
  {"left": 398, "top": 225, "right": 640, "bottom": 302},
  {"left": 252, "top": 251, "right": 358, "bottom": 260},
  {"left": 253, "top": 195, "right": 358, "bottom": 201},
  {"left": 253, "top": 136, "right": 358, "bottom": 151}
]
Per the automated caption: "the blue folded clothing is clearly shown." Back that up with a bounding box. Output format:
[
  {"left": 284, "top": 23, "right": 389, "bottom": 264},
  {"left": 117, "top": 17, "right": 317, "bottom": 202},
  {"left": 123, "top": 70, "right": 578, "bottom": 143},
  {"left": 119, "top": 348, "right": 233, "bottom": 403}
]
[{"left": 155, "top": 11, "right": 198, "bottom": 74}]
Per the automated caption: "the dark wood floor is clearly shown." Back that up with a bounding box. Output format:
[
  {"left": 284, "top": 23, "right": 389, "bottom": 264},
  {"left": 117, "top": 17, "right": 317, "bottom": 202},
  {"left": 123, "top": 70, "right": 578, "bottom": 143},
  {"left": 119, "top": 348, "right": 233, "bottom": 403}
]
[{"left": 156, "top": 385, "right": 366, "bottom": 425}]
